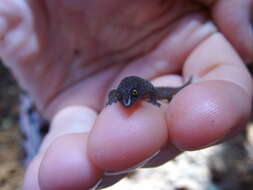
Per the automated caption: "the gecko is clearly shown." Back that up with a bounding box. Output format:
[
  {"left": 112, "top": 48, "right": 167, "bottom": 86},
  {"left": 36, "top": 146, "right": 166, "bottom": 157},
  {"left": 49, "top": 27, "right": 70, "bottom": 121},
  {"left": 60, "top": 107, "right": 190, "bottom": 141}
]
[{"left": 106, "top": 76, "right": 192, "bottom": 107}]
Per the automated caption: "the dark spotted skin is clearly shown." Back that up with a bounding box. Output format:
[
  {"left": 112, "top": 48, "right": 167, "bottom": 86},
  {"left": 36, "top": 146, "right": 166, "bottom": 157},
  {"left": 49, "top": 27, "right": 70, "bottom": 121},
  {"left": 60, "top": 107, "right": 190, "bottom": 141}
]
[{"left": 106, "top": 76, "right": 192, "bottom": 107}]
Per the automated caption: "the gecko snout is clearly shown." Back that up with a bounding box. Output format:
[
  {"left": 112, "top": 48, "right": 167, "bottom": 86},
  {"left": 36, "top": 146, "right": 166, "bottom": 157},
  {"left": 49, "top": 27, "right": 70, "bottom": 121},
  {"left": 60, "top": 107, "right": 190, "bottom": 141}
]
[{"left": 122, "top": 96, "right": 132, "bottom": 107}]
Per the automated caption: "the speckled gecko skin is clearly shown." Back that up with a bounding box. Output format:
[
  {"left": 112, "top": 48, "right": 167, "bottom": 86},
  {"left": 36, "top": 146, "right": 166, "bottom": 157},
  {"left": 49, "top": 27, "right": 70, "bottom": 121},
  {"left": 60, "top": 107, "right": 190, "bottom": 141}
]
[{"left": 106, "top": 76, "right": 192, "bottom": 107}]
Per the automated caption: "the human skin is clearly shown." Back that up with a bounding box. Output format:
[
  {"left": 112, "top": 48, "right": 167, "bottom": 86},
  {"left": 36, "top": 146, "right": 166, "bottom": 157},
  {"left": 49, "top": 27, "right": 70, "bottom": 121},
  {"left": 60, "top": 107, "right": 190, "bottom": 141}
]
[{"left": 0, "top": 0, "right": 252, "bottom": 190}]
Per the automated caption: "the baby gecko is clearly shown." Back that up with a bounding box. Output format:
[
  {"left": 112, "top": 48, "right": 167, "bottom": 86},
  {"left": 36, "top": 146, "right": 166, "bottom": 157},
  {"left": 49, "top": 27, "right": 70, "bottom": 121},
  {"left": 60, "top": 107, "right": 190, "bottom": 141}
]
[{"left": 106, "top": 76, "right": 192, "bottom": 107}]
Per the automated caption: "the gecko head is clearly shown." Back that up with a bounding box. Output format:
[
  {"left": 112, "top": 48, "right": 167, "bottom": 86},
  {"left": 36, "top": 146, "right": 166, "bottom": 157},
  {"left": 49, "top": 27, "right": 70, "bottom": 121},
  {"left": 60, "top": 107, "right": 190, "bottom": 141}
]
[
  {"left": 116, "top": 76, "right": 146, "bottom": 107},
  {"left": 120, "top": 88, "right": 139, "bottom": 107}
]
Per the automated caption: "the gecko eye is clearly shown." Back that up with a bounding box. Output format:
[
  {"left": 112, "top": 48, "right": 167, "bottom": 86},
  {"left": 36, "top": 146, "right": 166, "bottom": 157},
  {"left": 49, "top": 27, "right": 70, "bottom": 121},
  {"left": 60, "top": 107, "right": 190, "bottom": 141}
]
[{"left": 131, "top": 89, "right": 138, "bottom": 97}]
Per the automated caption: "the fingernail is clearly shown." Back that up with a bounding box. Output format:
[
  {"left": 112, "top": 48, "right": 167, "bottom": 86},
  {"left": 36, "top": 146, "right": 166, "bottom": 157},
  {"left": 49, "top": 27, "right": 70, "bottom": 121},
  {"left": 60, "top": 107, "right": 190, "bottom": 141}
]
[
  {"left": 88, "top": 178, "right": 103, "bottom": 190},
  {"left": 51, "top": 106, "right": 97, "bottom": 134},
  {"left": 104, "top": 150, "right": 160, "bottom": 176},
  {"left": 97, "top": 173, "right": 127, "bottom": 189}
]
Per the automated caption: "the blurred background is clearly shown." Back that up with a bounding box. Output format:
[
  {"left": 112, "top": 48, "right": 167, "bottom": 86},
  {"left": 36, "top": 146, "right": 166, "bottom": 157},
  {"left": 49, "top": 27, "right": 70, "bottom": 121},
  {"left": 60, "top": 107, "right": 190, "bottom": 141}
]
[
  {"left": 0, "top": 63, "right": 23, "bottom": 190},
  {"left": 0, "top": 62, "right": 253, "bottom": 190}
]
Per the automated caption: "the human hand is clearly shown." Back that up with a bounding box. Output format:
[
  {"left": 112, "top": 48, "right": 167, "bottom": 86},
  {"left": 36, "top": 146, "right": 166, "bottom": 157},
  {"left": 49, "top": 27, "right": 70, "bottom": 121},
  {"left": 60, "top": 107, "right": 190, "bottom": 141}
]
[{"left": 0, "top": 0, "right": 252, "bottom": 189}]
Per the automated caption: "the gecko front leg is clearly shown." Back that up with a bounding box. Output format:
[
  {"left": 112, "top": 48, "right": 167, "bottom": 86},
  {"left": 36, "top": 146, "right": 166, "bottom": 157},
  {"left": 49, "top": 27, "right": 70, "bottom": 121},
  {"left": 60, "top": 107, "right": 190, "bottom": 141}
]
[
  {"left": 106, "top": 89, "right": 121, "bottom": 106},
  {"left": 147, "top": 94, "right": 161, "bottom": 107}
]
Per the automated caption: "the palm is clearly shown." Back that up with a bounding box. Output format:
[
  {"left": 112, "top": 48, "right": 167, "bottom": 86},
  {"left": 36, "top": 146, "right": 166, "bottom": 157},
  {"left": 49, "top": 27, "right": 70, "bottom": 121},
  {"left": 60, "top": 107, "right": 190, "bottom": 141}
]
[{"left": 3, "top": 0, "right": 212, "bottom": 117}]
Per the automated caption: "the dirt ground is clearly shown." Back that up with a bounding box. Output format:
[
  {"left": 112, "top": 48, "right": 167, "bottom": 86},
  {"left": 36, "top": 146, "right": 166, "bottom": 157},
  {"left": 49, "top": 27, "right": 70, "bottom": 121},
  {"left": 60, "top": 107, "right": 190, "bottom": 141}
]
[
  {"left": 0, "top": 64, "right": 23, "bottom": 190},
  {"left": 0, "top": 128, "right": 24, "bottom": 190}
]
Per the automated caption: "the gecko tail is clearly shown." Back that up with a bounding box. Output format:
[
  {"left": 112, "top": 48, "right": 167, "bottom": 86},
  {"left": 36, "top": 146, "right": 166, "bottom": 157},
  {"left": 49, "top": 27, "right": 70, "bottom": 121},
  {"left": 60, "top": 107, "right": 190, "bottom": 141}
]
[
  {"left": 182, "top": 75, "right": 193, "bottom": 87},
  {"left": 165, "top": 75, "right": 193, "bottom": 102}
]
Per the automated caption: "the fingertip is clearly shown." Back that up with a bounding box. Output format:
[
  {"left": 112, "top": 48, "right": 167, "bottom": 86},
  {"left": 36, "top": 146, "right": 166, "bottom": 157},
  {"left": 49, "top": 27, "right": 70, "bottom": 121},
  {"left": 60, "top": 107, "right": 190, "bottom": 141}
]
[
  {"left": 38, "top": 134, "right": 102, "bottom": 190},
  {"left": 167, "top": 80, "right": 251, "bottom": 150},
  {"left": 213, "top": 0, "right": 253, "bottom": 62},
  {"left": 88, "top": 103, "right": 168, "bottom": 172}
]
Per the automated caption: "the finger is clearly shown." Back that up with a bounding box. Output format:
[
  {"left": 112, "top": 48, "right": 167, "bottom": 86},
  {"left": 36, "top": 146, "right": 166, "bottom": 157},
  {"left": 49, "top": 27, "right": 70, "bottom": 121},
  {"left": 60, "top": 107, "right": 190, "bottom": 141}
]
[
  {"left": 97, "top": 173, "right": 127, "bottom": 189},
  {"left": 143, "top": 142, "right": 181, "bottom": 168},
  {"left": 39, "top": 134, "right": 102, "bottom": 190},
  {"left": 23, "top": 156, "right": 42, "bottom": 190},
  {"left": 213, "top": 0, "right": 253, "bottom": 62},
  {"left": 88, "top": 102, "right": 168, "bottom": 172},
  {"left": 0, "top": 0, "right": 37, "bottom": 61},
  {"left": 23, "top": 106, "right": 102, "bottom": 190},
  {"left": 167, "top": 33, "right": 252, "bottom": 150},
  {"left": 141, "top": 75, "right": 184, "bottom": 168}
]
